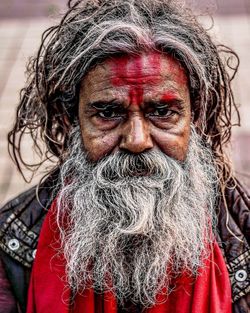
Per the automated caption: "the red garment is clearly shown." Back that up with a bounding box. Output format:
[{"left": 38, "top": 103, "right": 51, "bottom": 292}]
[{"left": 26, "top": 199, "right": 232, "bottom": 313}]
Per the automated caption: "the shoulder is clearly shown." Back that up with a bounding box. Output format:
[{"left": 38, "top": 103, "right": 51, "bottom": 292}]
[
  {"left": 0, "top": 171, "right": 58, "bottom": 268},
  {"left": 218, "top": 179, "right": 250, "bottom": 247},
  {"left": 225, "top": 180, "right": 250, "bottom": 240},
  {"left": 217, "top": 179, "right": 250, "bottom": 309}
]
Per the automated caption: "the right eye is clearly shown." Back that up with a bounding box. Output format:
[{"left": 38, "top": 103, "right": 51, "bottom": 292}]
[
  {"left": 96, "top": 107, "right": 126, "bottom": 119},
  {"left": 98, "top": 110, "right": 116, "bottom": 118}
]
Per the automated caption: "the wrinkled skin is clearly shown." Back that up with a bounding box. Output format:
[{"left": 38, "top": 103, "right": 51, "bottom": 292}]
[{"left": 79, "top": 51, "right": 191, "bottom": 162}]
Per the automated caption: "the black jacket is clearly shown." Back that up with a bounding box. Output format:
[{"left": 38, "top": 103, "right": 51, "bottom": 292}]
[{"left": 0, "top": 175, "right": 249, "bottom": 313}]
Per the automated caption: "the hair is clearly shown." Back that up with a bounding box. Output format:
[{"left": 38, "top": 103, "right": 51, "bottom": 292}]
[{"left": 8, "top": 0, "right": 240, "bottom": 191}]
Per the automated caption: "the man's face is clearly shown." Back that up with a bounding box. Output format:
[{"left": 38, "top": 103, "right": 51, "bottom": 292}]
[{"left": 79, "top": 51, "right": 191, "bottom": 162}]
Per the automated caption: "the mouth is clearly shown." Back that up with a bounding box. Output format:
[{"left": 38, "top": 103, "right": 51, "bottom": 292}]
[
  {"left": 97, "top": 150, "right": 160, "bottom": 180},
  {"left": 132, "top": 169, "right": 150, "bottom": 177},
  {"left": 104, "top": 167, "right": 151, "bottom": 181}
]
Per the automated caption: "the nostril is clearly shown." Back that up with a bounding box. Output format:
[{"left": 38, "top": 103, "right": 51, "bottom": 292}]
[
  {"left": 119, "top": 137, "right": 154, "bottom": 154},
  {"left": 119, "top": 146, "right": 152, "bottom": 155}
]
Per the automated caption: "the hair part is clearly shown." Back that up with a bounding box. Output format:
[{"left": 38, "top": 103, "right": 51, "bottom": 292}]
[{"left": 8, "top": 0, "right": 240, "bottom": 192}]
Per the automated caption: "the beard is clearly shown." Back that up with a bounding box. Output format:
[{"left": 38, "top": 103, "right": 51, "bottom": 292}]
[{"left": 56, "top": 126, "right": 218, "bottom": 307}]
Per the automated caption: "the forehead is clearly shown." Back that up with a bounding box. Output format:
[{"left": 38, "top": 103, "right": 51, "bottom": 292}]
[
  {"left": 81, "top": 51, "right": 188, "bottom": 100},
  {"left": 107, "top": 52, "right": 186, "bottom": 83}
]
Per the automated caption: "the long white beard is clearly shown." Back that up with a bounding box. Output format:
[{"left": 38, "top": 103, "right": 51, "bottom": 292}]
[{"left": 56, "top": 126, "right": 218, "bottom": 307}]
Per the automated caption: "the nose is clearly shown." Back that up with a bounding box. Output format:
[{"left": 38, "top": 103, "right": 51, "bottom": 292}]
[{"left": 119, "top": 114, "right": 153, "bottom": 154}]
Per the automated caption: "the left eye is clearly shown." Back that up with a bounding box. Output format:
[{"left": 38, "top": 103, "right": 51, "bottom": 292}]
[{"left": 152, "top": 108, "right": 172, "bottom": 116}]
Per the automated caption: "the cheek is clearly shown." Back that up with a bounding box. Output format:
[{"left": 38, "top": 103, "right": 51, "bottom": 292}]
[
  {"left": 151, "top": 123, "right": 191, "bottom": 161},
  {"left": 78, "top": 104, "right": 121, "bottom": 161},
  {"left": 80, "top": 126, "right": 120, "bottom": 161}
]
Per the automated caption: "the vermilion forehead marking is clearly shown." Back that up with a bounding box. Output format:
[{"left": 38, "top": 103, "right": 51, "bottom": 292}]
[
  {"left": 109, "top": 52, "right": 163, "bottom": 106},
  {"left": 160, "top": 92, "right": 179, "bottom": 102},
  {"left": 110, "top": 53, "right": 163, "bottom": 85},
  {"left": 110, "top": 57, "right": 129, "bottom": 86}
]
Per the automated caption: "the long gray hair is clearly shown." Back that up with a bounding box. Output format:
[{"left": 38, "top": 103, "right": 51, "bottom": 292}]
[{"left": 9, "top": 0, "right": 239, "bottom": 193}]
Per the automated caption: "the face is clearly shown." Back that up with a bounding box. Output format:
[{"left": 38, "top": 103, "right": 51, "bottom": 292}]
[{"left": 79, "top": 51, "right": 191, "bottom": 162}]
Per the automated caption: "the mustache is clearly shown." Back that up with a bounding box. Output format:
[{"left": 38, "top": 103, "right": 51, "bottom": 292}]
[{"left": 90, "top": 150, "right": 183, "bottom": 181}]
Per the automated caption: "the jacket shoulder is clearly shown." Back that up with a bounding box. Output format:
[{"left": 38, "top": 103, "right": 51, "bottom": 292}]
[
  {"left": 218, "top": 180, "right": 250, "bottom": 308},
  {"left": 226, "top": 181, "right": 250, "bottom": 243},
  {"left": 0, "top": 172, "right": 58, "bottom": 268},
  {"left": 0, "top": 186, "right": 38, "bottom": 229}
]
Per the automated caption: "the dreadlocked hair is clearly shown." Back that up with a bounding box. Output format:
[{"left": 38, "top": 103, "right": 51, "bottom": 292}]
[{"left": 8, "top": 0, "right": 240, "bottom": 193}]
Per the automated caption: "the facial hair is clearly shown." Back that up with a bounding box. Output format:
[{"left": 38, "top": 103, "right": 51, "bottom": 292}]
[{"left": 56, "top": 126, "right": 218, "bottom": 307}]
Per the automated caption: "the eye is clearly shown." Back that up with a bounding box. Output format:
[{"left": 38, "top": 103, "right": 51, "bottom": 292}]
[
  {"left": 98, "top": 110, "right": 116, "bottom": 118},
  {"left": 154, "top": 107, "right": 170, "bottom": 116},
  {"left": 96, "top": 108, "right": 125, "bottom": 119},
  {"left": 149, "top": 107, "right": 175, "bottom": 117}
]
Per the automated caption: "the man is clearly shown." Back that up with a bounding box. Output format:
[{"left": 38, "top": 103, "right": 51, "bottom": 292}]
[{"left": 0, "top": 0, "right": 249, "bottom": 312}]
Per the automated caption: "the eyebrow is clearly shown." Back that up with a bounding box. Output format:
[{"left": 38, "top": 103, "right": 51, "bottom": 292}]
[
  {"left": 86, "top": 97, "right": 185, "bottom": 111},
  {"left": 87, "top": 100, "right": 123, "bottom": 110},
  {"left": 145, "top": 98, "right": 185, "bottom": 109}
]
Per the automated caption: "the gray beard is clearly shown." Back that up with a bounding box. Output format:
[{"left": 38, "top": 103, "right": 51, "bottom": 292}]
[{"left": 56, "top": 126, "right": 218, "bottom": 307}]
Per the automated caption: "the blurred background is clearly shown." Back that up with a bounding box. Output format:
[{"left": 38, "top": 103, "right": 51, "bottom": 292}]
[{"left": 0, "top": 0, "right": 250, "bottom": 205}]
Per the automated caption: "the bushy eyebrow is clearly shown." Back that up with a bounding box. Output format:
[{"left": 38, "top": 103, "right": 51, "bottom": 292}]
[
  {"left": 145, "top": 99, "right": 185, "bottom": 109},
  {"left": 86, "top": 98, "right": 185, "bottom": 111},
  {"left": 87, "top": 100, "right": 124, "bottom": 110}
]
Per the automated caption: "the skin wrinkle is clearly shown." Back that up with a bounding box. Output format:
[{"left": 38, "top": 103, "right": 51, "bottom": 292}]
[{"left": 79, "top": 52, "right": 191, "bottom": 161}]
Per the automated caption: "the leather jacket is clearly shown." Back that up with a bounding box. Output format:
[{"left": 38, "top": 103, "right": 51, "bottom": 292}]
[{"left": 0, "top": 174, "right": 249, "bottom": 313}]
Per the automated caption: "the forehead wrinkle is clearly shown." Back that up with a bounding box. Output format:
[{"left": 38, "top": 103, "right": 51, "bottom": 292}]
[
  {"left": 84, "top": 77, "right": 187, "bottom": 102},
  {"left": 80, "top": 53, "right": 189, "bottom": 107}
]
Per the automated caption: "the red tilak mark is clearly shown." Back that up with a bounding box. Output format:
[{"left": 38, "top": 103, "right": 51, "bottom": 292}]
[
  {"left": 110, "top": 52, "right": 163, "bottom": 106},
  {"left": 111, "top": 57, "right": 128, "bottom": 86},
  {"left": 128, "top": 55, "right": 143, "bottom": 106},
  {"left": 160, "top": 92, "right": 178, "bottom": 102}
]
